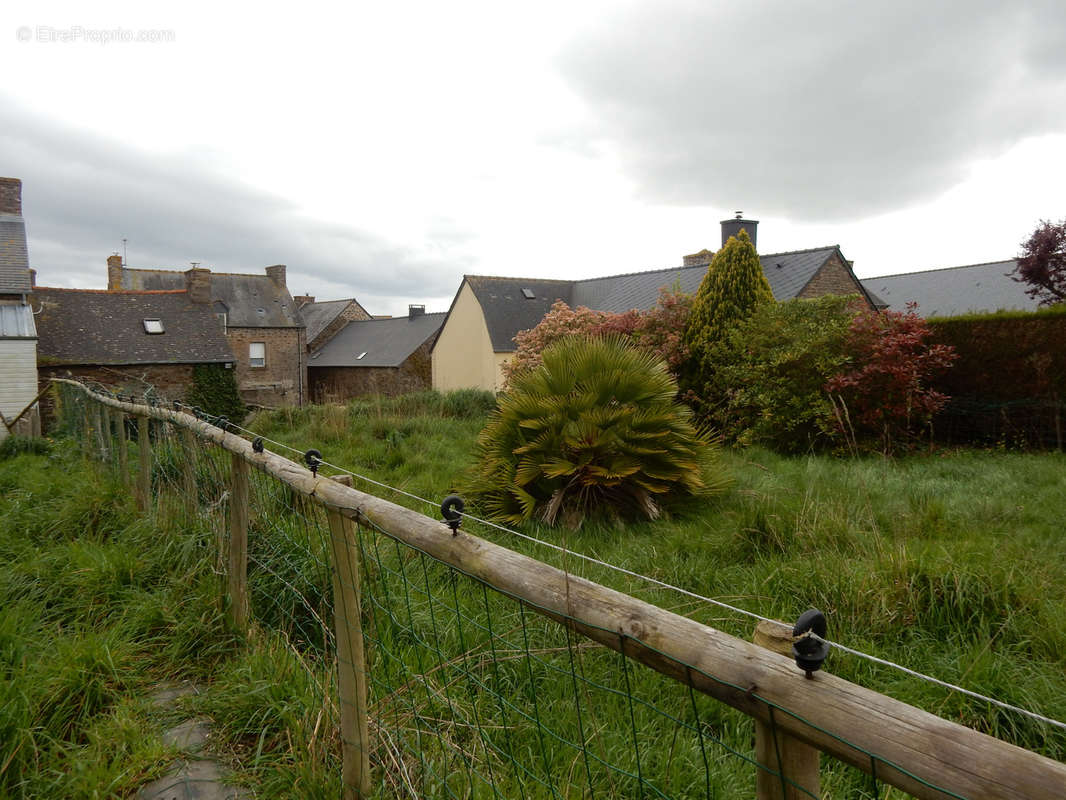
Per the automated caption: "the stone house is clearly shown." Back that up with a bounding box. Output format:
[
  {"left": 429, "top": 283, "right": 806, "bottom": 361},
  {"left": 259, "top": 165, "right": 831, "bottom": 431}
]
[
  {"left": 432, "top": 216, "right": 876, "bottom": 392},
  {"left": 33, "top": 285, "right": 234, "bottom": 405},
  {"left": 308, "top": 306, "right": 445, "bottom": 402},
  {"left": 0, "top": 177, "right": 40, "bottom": 439},
  {"left": 295, "top": 296, "right": 372, "bottom": 351},
  {"left": 107, "top": 259, "right": 306, "bottom": 407}
]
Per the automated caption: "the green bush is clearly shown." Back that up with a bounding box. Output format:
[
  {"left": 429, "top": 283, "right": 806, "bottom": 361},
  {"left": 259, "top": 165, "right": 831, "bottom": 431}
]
[
  {"left": 469, "top": 337, "right": 727, "bottom": 527},
  {"left": 184, "top": 364, "right": 246, "bottom": 423},
  {"left": 0, "top": 434, "right": 51, "bottom": 460},
  {"left": 712, "top": 296, "right": 855, "bottom": 451},
  {"left": 681, "top": 229, "right": 774, "bottom": 418}
]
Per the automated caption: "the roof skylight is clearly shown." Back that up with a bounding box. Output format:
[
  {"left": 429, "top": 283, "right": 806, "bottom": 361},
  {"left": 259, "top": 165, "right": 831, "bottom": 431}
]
[{"left": 143, "top": 319, "right": 164, "bottom": 334}]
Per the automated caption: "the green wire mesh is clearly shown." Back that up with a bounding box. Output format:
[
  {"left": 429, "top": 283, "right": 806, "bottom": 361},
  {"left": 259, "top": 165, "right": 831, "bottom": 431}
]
[{"left": 55, "top": 383, "right": 990, "bottom": 799}]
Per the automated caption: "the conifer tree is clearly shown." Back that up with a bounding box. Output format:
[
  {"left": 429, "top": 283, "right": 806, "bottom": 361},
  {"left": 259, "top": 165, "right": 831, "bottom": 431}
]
[{"left": 681, "top": 228, "right": 774, "bottom": 415}]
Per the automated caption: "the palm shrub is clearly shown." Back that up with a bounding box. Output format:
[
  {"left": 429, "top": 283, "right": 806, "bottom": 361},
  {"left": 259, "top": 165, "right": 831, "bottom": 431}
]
[{"left": 470, "top": 336, "right": 726, "bottom": 527}]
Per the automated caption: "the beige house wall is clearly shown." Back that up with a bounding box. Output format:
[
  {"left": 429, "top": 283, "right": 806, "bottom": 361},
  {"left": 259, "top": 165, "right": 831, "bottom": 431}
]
[{"left": 433, "top": 282, "right": 505, "bottom": 392}]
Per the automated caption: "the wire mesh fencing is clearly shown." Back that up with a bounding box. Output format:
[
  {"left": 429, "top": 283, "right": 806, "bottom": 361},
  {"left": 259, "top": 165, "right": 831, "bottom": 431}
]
[{"left": 50, "top": 380, "right": 1066, "bottom": 800}]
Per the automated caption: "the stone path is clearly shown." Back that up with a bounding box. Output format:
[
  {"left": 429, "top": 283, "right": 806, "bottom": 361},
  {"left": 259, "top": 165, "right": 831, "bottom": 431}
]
[{"left": 137, "top": 682, "right": 252, "bottom": 800}]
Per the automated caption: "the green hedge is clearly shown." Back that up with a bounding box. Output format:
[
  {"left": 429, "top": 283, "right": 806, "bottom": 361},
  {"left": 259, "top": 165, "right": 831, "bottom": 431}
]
[{"left": 928, "top": 306, "right": 1066, "bottom": 448}]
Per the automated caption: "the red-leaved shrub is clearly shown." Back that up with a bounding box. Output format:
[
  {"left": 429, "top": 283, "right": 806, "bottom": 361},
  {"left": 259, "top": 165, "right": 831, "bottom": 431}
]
[
  {"left": 826, "top": 304, "right": 957, "bottom": 453},
  {"left": 503, "top": 288, "right": 693, "bottom": 388}
]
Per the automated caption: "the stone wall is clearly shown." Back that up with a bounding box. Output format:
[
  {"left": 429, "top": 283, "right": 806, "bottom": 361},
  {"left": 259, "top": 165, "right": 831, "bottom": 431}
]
[
  {"left": 310, "top": 338, "right": 432, "bottom": 402},
  {"left": 225, "top": 326, "right": 305, "bottom": 407},
  {"left": 308, "top": 301, "right": 372, "bottom": 351},
  {"left": 37, "top": 363, "right": 199, "bottom": 431},
  {"left": 797, "top": 252, "right": 873, "bottom": 307}
]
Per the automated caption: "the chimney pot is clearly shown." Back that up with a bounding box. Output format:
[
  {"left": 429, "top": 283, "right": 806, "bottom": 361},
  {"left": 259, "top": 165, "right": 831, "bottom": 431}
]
[
  {"left": 265, "top": 264, "right": 286, "bottom": 288},
  {"left": 107, "top": 253, "right": 124, "bottom": 290},
  {"left": 184, "top": 267, "right": 212, "bottom": 304},
  {"left": 0, "top": 177, "right": 22, "bottom": 216},
  {"left": 720, "top": 214, "right": 758, "bottom": 250}
]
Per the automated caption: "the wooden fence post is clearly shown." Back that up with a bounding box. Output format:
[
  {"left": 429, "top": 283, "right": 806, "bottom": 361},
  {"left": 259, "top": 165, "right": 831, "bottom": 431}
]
[
  {"left": 182, "top": 428, "right": 198, "bottom": 517},
  {"left": 754, "top": 620, "right": 820, "bottom": 800},
  {"left": 137, "top": 415, "right": 151, "bottom": 512},
  {"left": 227, "top": 454, "right": 250, "bottom": 633},
  {"left": 327, "top": 474, "right": 371, "bottom": 800},
  {"left": 94, "top": 403, "right": 109, "bottom": 461},
  {"left": 114, "top": 408, "right": 128, "bottom": 486}
]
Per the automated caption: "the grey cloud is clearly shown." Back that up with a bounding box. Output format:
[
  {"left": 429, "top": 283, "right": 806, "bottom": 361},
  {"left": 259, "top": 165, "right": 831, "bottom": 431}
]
[
  {"left": 557, "top": 0, "right": 1066, "bottom": 220},
  {"left": 0, "top": 99, "right": 468, "bottom": 302}
]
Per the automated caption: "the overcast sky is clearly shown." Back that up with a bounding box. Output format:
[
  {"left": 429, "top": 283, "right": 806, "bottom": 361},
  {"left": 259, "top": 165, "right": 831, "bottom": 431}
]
[{"left": 3, "top": 1, "right": 1065, "bottom": 316}]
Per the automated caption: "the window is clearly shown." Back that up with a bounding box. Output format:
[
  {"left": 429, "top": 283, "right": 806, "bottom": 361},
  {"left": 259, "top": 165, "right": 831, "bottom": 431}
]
[
  {"left": 521, "top": 288, "right": 536, "bottom": 299},
  {"left": 143, "top": 318, "right": 164, "bottom": 334},
  {"left": 249, "top": 341, "right": 266, "bottom": 368}
]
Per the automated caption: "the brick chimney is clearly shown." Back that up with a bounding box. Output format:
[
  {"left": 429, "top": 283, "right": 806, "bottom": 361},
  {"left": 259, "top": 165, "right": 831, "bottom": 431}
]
[
  {"left": 107, "top": 253, "right": 124, "bottom": 289},
  {"left": 0, "top": 177, "right": 21, "bottom": 215},
  {"left": 265, "top": 264, "right": 286, "bottom": 288},
  {"left": 721, "top": 212, "right": 758, "bottom": 250},
  {"left": 408, "top": 304, "right": 425, "bottom": 319},
  {"left": 184, "top": 267, "right": 212, "bottom": 304},
  {"left": 682, "top": 249, "right": 713, "bottom": 268},
  {"left": 293, "top": 294, "right": 315, "bottom": 307}
]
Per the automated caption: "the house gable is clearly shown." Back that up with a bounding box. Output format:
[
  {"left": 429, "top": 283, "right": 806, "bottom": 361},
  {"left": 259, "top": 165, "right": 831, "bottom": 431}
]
[{"left": 432, "top": 280, "right": 507, "bottom": 392}]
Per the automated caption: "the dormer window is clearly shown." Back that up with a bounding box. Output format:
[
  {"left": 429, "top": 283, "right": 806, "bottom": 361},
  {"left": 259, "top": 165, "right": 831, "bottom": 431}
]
[{"left": 143, "top": 319, "right": 164, "bottom": 334}]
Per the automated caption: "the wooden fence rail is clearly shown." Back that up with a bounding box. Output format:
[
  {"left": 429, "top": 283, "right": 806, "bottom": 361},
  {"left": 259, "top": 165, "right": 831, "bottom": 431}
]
[{"left": 57, "top": 379, "right": 1066, "bottom": 800}]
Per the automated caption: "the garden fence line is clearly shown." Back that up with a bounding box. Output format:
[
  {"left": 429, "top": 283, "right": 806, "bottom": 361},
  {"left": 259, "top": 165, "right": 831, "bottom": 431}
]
[{"left": 52, "top": 378, "right": 1066, "bottom": 800}]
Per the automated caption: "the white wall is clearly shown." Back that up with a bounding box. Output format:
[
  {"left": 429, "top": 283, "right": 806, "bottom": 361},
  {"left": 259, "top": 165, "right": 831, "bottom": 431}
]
[{"left": 0, "top": 339, "right": 39, "bottom": 440}]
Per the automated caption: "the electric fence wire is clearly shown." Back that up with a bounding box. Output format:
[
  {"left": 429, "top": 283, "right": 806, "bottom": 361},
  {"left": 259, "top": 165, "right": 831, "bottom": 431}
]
[{"left": 153, "top": 395, "right": 1066, "bottom": 734}]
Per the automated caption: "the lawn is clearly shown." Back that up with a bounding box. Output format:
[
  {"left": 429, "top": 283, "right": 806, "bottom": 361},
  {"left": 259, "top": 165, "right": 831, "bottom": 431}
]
[{"left": 1, "top": 392, "right": 1064, "bottom": 798}]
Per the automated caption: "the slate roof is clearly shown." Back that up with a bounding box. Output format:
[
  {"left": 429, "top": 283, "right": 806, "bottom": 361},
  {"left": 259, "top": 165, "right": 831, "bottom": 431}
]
[
  {"left": 460, "top": 246, "right": 846, "bottom": 353},
  {"left": 301, "top": 298, "right": 369, "bottom": 343},
  {"left": 0, "top": 214, "right": 32, "bottom": 293},
  {"left": 34, "top": 288, "right": 234, "bottom": 366},
  {"left": 119, "top": 268, "right": 302, "bottom": 327},
  {"left": 309, "top": 312, "right": 446, "bottom": 368},
  {"left": 0, "top": 303, "right": 36, "bottom": 338},
  {"left": 860, "top": 260, "right": 1040, "bottom": 317},
  {"left": 466, "top": 277, "right": 575, "bottom": 353}
]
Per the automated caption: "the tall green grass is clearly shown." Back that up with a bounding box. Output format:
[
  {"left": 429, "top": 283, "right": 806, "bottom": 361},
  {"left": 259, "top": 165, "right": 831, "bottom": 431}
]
[
  {"left": 4, "top": 390, "right": 1064, "bottom": 797},
  {"left": 0, "top": 446, "right": 239, "bottom": 798}
]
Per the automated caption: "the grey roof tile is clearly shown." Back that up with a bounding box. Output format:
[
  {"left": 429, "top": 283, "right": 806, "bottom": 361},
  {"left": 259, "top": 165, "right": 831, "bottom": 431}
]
[
  {"left": 120, "top": 268, "right": 303, "bottom": 327},
  {"left": 467, "top": 246, "right": 840, "bottom": 352},
  {"left": 301, "top": 299, "right": 365, "bottom": 343},
  {"left": 467, "top": 277, "right": 574, "bottom": 352},
  {"left": 860, "top": 260, "right": 1038, "bottom": 317},
  {"left": 0, "top": 215, "right": 31, "bottom": 292},
  {"left": 310, "top": 312, "right": 446, "bottom": 368},
  {"left": 34, "top": 288, "right": 234, "bottom": 365}
]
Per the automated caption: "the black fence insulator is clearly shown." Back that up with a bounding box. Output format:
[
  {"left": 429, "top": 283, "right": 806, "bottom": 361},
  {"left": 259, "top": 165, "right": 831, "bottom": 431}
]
[
  {"left": 252, "top": 437, "right": 264, "bottom": 454},
  {"left": 217, "top": 417, "right": 230, "bottom": 432},
  {"left": 173, "top": 400, "right": 181, "bottom": 411},
  {"left": 792, "top": 608, "right": 830, "bottom": 678},
  {"left": 304, "top": 449, "right": 322, "bottom": 476},
  {"left": 441, "top": 495, "right": 465, "bottom": 536}
]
